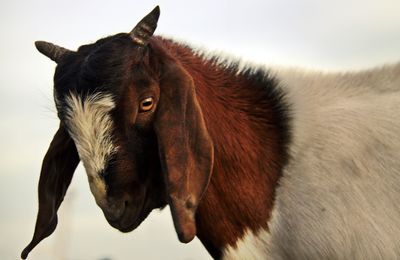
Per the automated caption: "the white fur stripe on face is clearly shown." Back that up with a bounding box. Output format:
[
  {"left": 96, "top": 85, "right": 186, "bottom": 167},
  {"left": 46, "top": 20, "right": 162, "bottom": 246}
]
[{"left": 64, "top": 92, "right": 117, "bottom": 179}]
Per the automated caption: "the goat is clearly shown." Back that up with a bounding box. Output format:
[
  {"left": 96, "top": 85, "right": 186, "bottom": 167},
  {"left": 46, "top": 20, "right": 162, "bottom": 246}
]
[{"left": 22, "top": 6, "right": 400, "bottom": 259}]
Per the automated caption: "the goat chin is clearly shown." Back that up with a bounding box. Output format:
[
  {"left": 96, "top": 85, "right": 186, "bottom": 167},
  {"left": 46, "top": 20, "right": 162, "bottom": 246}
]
[{"left": 24, "top": 6, "right": 400, "bottom": 260}]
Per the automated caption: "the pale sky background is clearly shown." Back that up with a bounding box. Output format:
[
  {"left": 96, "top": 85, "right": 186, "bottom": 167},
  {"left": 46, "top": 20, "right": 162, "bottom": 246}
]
[{"left": 1, "top": 0, "right": 400, "bottom": 259}]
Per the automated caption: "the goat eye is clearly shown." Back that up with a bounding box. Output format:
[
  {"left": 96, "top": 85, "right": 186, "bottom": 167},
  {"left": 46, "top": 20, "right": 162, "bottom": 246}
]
[{"left": 139, "top": 97, "right": 154, "bottom": 112}]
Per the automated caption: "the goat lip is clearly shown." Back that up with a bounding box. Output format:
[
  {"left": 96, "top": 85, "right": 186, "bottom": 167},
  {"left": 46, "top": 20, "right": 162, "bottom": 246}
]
[
  {"left": 117, "top": 201, "right": 154, "bottom": 232},
  {"left": 109, "top": 203, "right": 146, "bottom": 232},
  {"left": 106, "top": 217, "right": 138, "bottom": 232},
  {"left": 118, "top": 220, "right": 141, "bottom": 233}
]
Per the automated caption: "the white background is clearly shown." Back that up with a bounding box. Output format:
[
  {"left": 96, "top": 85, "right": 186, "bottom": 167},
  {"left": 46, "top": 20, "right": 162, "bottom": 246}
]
[{"left": 1, "top": 0, "right": 399, "bottom": 259}]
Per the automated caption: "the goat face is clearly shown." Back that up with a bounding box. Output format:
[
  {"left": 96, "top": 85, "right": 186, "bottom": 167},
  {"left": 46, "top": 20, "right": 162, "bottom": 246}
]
[
  {"left": 55, "top": 34, "right": 166, "bottom": 233},
  {"left": 22, "top": 6, "right": 214, "bottom": 259}
]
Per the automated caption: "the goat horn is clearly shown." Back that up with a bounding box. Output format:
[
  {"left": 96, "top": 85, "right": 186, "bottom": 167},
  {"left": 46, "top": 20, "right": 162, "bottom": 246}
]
[
  {"left": 130, "top": 6, "right": 160, "bottom": 46},
  {"left": 35, "top": 41, "right": 72, "bottom": 63}
]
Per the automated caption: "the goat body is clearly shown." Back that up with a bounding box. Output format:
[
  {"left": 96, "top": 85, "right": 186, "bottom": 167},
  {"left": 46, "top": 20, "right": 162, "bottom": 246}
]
[
  {"left": 23, "top": 7, "right": 400, "bottom": 260},
  {"left": 162, "top": 39, "right": 400, "bottom": 259}
]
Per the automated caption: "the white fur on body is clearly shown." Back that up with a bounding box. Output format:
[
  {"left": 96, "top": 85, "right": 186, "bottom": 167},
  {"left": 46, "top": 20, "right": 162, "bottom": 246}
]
[{"left": 223, "top": 63, "right": 400, "bottom": 259}]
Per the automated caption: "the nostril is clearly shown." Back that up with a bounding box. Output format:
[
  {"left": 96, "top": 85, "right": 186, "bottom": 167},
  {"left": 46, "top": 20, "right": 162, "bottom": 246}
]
[{"left": 117, "top": 200, "right": 128, "bottom": 218}]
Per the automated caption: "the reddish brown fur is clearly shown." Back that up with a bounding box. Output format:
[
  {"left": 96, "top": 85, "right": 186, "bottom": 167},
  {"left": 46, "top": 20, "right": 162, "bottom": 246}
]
[
  {"left": 153, "top": 37, "right": 290, "bottom": 258},
  {"left": 24, "top": 30, "right": 290, "bottom": 259}
]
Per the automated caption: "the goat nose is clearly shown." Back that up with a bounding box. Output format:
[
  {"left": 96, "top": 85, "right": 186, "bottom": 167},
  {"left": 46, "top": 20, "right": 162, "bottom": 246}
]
[{"left": 103, "top": 202, "right": 126, "bottom": 221}]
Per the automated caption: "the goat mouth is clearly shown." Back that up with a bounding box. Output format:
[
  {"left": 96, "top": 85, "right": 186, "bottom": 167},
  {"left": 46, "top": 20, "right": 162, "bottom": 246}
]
[
  {"left": 108, "top": 196, "right": 151, "bottom": 233},
  {"left": 119, "top": 200, "right": 154, "bottom": 232},
  {"left": 112, "top": 207, "right": 151, "bottom": 233},
  {"left": 107, "top": 205, "right": 143, "bottom": 232},
  {"left": 107, "top": 212, "right": 141, "bottom": 233},
  {"left": 117, "top": 219, "right": 141, "bottom": 233}
]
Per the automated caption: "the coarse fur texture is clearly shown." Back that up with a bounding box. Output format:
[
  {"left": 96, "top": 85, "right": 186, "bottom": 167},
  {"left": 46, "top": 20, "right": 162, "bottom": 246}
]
[
  {"left": 64, "top": 93, "right": 116, "bottom": 176},
  {"left": 223, "top": 229, "right": 271, "bottom": 259},
  {"left": 23, "top": 7, "right": 400, "bottom": 260},
  {"left": 153, "top": 37, "right": 291, "bottom": 259},
  {"left": 222, "top": 64, "right": 400, "bottom": 259},
  {"left": 64, "top": 92, "right": 117, "bottom": 200}
]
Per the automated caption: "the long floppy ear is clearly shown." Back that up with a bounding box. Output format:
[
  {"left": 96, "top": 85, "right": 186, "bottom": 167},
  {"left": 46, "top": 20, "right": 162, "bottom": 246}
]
[
  {"left": 154, "top": 59, "right": 214, "bottom": 243},
  {"left": 21, "top": 124, "right": 80, "bottom": 259}
]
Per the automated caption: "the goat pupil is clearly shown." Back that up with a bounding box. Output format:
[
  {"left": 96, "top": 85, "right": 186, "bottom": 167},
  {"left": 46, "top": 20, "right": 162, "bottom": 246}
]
[{"left": 140, "top": 98, "right": 154, "bottom": 111}]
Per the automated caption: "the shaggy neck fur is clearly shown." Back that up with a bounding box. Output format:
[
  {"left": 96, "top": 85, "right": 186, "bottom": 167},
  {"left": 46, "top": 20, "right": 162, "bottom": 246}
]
[{"left": 156, "top": 37, "right": 291, "bottom": 258}]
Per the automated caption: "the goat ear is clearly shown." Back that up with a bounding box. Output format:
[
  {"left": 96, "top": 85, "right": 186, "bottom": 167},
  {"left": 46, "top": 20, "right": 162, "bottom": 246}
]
[
  {"left": 154, "top": 60, "right": 214, "bottom": 243},
  {"left": 21, "top": 124, "right": 80, "bottom": 259}
]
